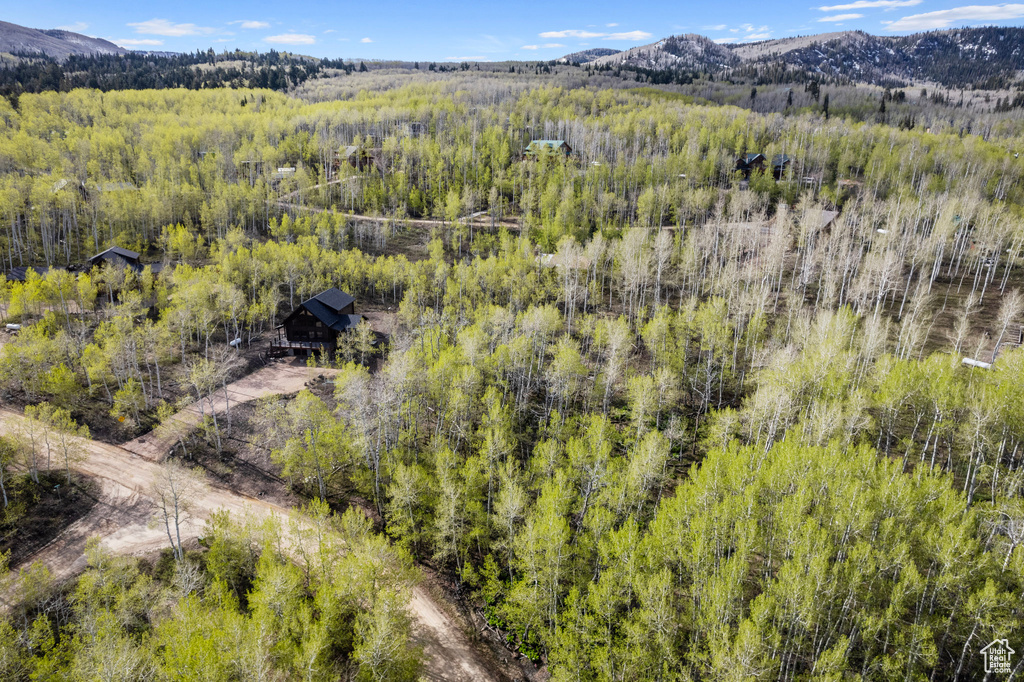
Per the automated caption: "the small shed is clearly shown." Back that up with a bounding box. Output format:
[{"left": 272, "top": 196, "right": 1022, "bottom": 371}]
[
  {"left": 524, "top": 140, "right": 572, "bottom": 159},
  {"left": 272, "top": 288, "right": 362, "bottom": 355}
]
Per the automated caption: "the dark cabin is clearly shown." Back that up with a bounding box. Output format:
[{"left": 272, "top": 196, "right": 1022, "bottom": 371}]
[
  {"left": 771, "top": 154, "right": 792, "bottom": 180},
  {"left": 735, "top": 153, "right": 767, "bottom": 178},
  {"left": 335, "top": 145, "right": 383, "bottom": 172},
  {"left": 88, "top": 247, "right": 143, "bottom": 273},
  {"left": 524, "top": 140, "right": 572, "bottom": 159},
  {"left": 272, "top": 288, "right": 362, "bottom": 355}
]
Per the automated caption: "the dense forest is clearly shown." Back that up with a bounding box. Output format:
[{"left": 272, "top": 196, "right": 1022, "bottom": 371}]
[
  {"left": 0, "top": 49, "right": 357, "bottom": 102},
  {"left": 0, "top": 67, "right": 1023, "bottom": 680}
]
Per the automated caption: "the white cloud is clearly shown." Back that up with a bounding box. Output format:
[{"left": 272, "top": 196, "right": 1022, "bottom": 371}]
[
  {"left": 543, "top": 42, "right": 565, "bottom": 47},
  {"left": 703, "top": 24, "right": 728, "bottom": 30},
  {"left": 604, "top": 30, "right": 653, "bottom": 40},
  {"left": 265, "top": 33, "right": 316, "bottom": 45},
  {"left": 819, "top": 12, "right": 864, "bottom": 21},
  {"left": 324, "top": 29, "right": 337, "bottom": 33},
  {"left": 239, "top": 20, "right": 270, "bottom": 29},
  {"left": 361, "top": 37, "right": 373, "bottom": 43},
  {"left": 116, "top": 38, "right": 165, "bottom": 46},
  {"left": 540, "top": 29, "right": 605, "bottom": 38},
  {"left": 606, "top": 22, "right": 619, "bottom": 26},
  {"left": 56, "top": 22, "right": 88, "bottom": 32},
  {"left": 712, "top": 37, "right": 733, "bottom": 43},
  {"left": 818, "top": 0, "right": 920, "bottom": 9},
  {"left": 540, "top": 27, "right": 650, "bottom": 41},
  {"left": 523, "top": 43, "right": 566, "bottom": 49},
  {"left": 885, "top": 3, "right": 1024, "bottom": 30},
  {"left": 127, "top": 18, "right": 216, "bottom": 36},
  {"left": 444, "top": 55, "right": 489, "bottom": 61},
  {"left": 522, "top": 44, "right": 540, "bottom": 49},
  {"left": 744, "top": 32, "right": 774, "bottom": 39}
]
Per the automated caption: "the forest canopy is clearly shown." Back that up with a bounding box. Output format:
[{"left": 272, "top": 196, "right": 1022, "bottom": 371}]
[{"left": 0, "top": 69, "right": 1023, "bottom": 680}]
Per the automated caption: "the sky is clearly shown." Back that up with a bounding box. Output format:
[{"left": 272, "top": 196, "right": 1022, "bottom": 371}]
[{"left": 5, "top": 0, "right": 1024, "bottom": 60}]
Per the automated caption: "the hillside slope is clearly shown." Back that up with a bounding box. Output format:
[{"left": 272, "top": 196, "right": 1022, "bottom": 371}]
[
  {"left": 587, "top": 26, "right": 1024, "bottom": 88},
  {"left": 0, "top": 20, "right": 125, "bottom": 59}
]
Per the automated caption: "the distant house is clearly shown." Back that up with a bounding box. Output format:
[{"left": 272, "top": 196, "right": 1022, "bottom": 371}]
[
  {"left": 771, "top": 154, "right": 792, "bottom": 179},
  {"left": 405, "top": 122, "right": 428, "bottom": 138},
  {"left": 335, "top": 145, "right": 383, "bottom": 172},
  {"left": 88, "top": 246, "right": 143, "bottom": 273},
  {"left": 51, "top": 178, "right": 89, "bottom": 200},
  {"left": 736, "top": 153, "right": 793, "bottom": 180},
  {"left": 818, "top": 209, "right": 839, "bottom": 230},
  {"left": 338, "top": 145, "right": 359, "bottom": 165},
  {"left": 524, "top": 140, "right": 572, "bottom": 159},
  {"left": 272, "top": 287, "right": 362, "bottom": 355},
  {"left": 270, "top": 167, "right": 297, "bottom": 183},
  {"left": 735, "top": 153, "right": 767, "bottom": 178}
]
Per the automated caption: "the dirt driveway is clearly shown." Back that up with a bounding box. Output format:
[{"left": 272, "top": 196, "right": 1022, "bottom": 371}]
[
  {"left": 1, "top": 361, "right": 500, "bottom": 681},
  {"left": 122, "top": 358, "right": 323, "bottom": 460}
]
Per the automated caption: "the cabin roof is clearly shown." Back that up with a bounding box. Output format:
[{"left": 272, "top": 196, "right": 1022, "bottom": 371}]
[
  {"left": 92, "top": 246, "right": 140, "bottom": 261},
  {"left": 88, "top": 246, "right": 142, "bottom": 272},
  {"left": 312, "top": 287, "right": 355, "bottom": 312},
  {"left": 524, "top": 139, "right": 573, "bottom": 149},
  {"left": 284, "top": 288, "right": 359, "bottom": 331}
]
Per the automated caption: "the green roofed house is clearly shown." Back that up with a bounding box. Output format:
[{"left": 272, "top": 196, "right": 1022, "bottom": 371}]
[{"left": 524, "top": 139, "right": 572, "bottom": 159}]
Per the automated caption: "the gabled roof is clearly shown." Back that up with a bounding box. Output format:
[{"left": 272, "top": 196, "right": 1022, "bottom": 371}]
[
  {"left": 527, "top": 139, "right": 569, "bottom": 148},
  {"left": 740, "top": 153, "right": 766, "bottom": 164},
  {"left": 772, "top": 154, "right": 793, "bottom": 167},
  {"left": 91, "top": 246, "right": 140, "bottom": 261},
  {"left": 283, "top": 288, "right": 359, "bottom": 332},
  {"left": 312, "top": 287, "right": 354, "bottom": 312},
  {"left": 88, "top": 246, "right": 142, "bottom": 271}
]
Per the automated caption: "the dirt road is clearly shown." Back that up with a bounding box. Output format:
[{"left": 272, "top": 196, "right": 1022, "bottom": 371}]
[
  {"left": 122, "top": 358, "right": 322, "bottom": 460},
  {"left": 0, "top": 363, "right": 500, "bottom": 680}
]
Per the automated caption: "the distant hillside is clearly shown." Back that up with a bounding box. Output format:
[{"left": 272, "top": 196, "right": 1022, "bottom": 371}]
[
  {"left": 592, "top": 34, "right": 738, "bottom": 71},
  {"left": 0, "top": 20, "right": 125, "bottom": 59},
  {"left": 587, "top": 26, "right": 1024, "bottom": 89},
  {"left": 559, "top": 48, "right": 620, "bottom": 64}
]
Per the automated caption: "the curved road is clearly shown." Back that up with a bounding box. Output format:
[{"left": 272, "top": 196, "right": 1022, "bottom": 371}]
[{"left": 1, "top": 360, "right": 497, "bottom": 681}]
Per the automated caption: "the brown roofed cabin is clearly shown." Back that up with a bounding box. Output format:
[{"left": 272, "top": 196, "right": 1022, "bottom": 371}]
[{"left": 272, "top": 288, "right": 362, "bottom": 355}]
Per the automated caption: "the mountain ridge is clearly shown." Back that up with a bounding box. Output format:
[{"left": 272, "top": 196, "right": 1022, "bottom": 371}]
[
  {"left": 573, "top": 26, "right": 1024, "bottom": 88},
  {"left": 0, "top": 20, "right": 125, "bottom": 59}
]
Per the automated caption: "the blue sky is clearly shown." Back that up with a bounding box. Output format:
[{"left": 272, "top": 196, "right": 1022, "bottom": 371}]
[{"left": 6, "top": 1, "right": 1024, "bottom": 60}]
